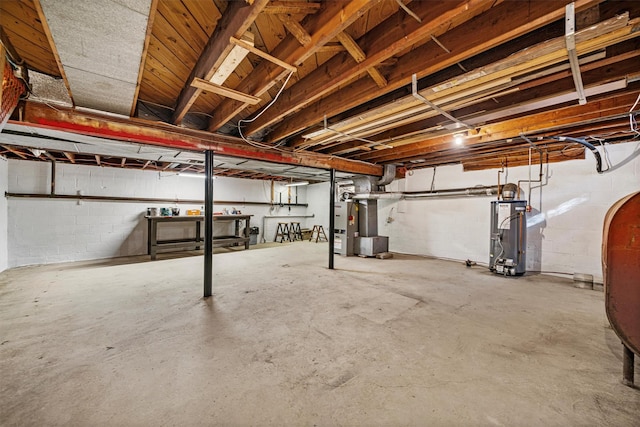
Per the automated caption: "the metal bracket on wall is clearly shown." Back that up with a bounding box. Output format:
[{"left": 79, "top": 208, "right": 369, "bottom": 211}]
[
  {"left": 565, "top": 2, "right": 587, "bottom": 105},
  {"left": 411, "top": 74, "right": 472, "bottom": 130}
]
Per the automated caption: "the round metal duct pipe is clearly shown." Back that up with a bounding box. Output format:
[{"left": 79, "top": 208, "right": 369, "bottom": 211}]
[
  {"left": 351, "top": 185, "right": 499, "bottom": 200},
  {"left": 403, "top": 185, "right": 498, "bottom": 198},
  {"left": 351, "top": 192, "right": 403, "bottom": 200}
]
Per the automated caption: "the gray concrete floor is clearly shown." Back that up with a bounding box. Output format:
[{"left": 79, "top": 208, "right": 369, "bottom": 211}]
[{"left": 1, "top": 242, "right": 638, "bottom": 426}]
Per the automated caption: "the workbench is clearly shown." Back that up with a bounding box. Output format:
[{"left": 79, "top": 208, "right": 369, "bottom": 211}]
[{"left": 146, "top": 214, "right": 252, "bottom": 260}]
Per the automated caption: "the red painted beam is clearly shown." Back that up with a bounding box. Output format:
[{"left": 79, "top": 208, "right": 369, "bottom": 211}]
[{"left": 13, "top": 102, "right": 383, "bottom": 176}]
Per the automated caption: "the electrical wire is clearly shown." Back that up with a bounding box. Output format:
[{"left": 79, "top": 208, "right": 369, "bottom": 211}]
[
  {"left": 237, "top": 70, "right": 295, "bottom": 151},
  {"left": 3, "top": 53, "right": 31, "bottom": 97},
  {"left": 495, "top": 233, "right": 505, "bottom": 262},
  {"left": 493, "top": 212, "right": 522, "bottom": 262},
  {"left": 553, "top": 136, "right": 603, "bottom": 173},
  {"left": 630, "top": 92, "right": 640, "bottom": 137},
  {"left": 587, "top": 136, "right": 613, "bottom": 170}
]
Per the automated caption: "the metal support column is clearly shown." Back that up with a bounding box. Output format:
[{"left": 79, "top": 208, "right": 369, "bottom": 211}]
[
  {"left": 623, "top": 344, "right": 635, "bottom": 387},
  {"left": 50, "top": 159, "right": 56, "bottom": 195},
  {"left": 203, "top": 150, "right": 214, "bottom": 297},
  {"left": 329, "top": 168, "right": 335, "bottom": 270}
]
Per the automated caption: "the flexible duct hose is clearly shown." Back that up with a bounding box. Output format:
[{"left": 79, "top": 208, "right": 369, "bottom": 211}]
[{"left": 553, "top": 136, "right": 603, "bottom": 174}]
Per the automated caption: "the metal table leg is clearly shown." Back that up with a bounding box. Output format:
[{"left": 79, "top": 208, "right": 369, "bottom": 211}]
[
  {"left": 196, "top": 220, "right": 202, "bottom": 250},
  {"left": 150, "top": 219, "right": 158, "bottom": 260},
  {"left": 244, "top": 218, "right": 250, "bottom": 249},
  {"left": 623, "top": 344, "right": 635, "bottom": 387}
]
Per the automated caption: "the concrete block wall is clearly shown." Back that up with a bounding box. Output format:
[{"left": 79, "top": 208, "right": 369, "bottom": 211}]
[
  {"left": 305, "top": 182, "right": 330, "bottom": 232},
  {"left": 227, "top": 180, "right": 311, "bottom": 243},
  {"left": 376, "top": 140, "right": 640, "bottom": 282},
  {"left": 0, "top": 156, "right": 8, "bottom": 272},
  {"left": 6, "top": 160, "right": 308, "bottom": 267}
]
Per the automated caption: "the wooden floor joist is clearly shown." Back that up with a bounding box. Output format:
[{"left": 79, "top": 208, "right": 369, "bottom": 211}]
[
  {"left": 207, "top": 0, "right": 385, "bottom": 132},
  {"left": 266, "top": 0, "right": 605, "bottom": 144}
]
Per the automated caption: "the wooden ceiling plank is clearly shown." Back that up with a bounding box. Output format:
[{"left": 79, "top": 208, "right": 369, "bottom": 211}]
[
  {"left": 130, "top": 0, "right": 159, "bottom": 117},
  {"left": 207, "top": 0, "right": 386, "bottom": 132},
  {"left": 181, "top": 0, "right": 222, "bottom": 36},
  {"left": 358, "top": 90, "right": 639, "bottom": 163},
  {"left": 267, "top": 0, "right": 605, "bottom": 143},
  {"left": 462, "top": 149, "right": 585, "bottom": 171},
  {"left": 63, "top": 152, "right": 75, "bottom": 163},
  {"left": 244, "top": 0, "right": 497, "bottom": 137},
  {"left": 264, "top": 2, "right": 322, "bottom": 15},
  {"left": 322, "top": 10, "right": 623, "bottom": 144},
  {"left": 316, "top": 44, "right": 346, "bottom": 53},
  {"left": 252, "top": 13, "right": 288, "bottom": 53},
  {"left": 143, "top": 53, "right": 190, "bottom": 94},
  {"left": 335, "top": 31, "right": 365, "bottom": 62},
  {"left": 149, "top": 18, "right": 200, "bottom": 65},
  {"left": 306, "top": 14, "right": 638, "bottom": 149},
  {"left": 171, "top": 0, "right": 270, "bottom": 124},
  {"left": 278, "top": 14, "right": 312, "bottom": 46},
  {"left": 0, "top": 27, "right": 57, "bottom": 76},
  {"left": 473, "top": 95, "right": 639, "bottom": 143},
  {"left": 18, "top": 101, "right": 382, "bottom": 176},
  {"left": 520, "top": 49, "right": 640, "bottom": 92},
  {"left": 156, "top": 1, "right": 209, "bottom": 53},
  {"left": 229, "top": 36, "right": 296, "bottom": 72},
  {"left": 0, "top": 5, "right": 50, "bottom": 49},
  {"left": 1, "top": 145, "right": 27, "bottom": 160},
  {"left": 139, "top": 77, "right": 180, "bottom": 109},
  {"left": 335, "top": 31, "right": 387, "bottom": 88},
  {"left": 389, "top": 116, "right": 630, "bottom": 166},
  {"left": 401, "top": 140, "right": 561, "bottom": 166},
  {"left": 367, "top": 67, "right": 388, "bottom": 88},
  {"left": 191, "top": 78, "right": 262, "bottom": 105},
  {"left": 363, "top": 49, "right": 640, "bottom": 148}
]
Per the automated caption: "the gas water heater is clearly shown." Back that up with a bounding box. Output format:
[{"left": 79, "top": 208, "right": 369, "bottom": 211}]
[{"left": 489, "top": 187, "right": 527, "bottom": 276}]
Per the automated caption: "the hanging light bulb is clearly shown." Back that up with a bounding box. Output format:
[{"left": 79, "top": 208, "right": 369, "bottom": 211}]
[{"left": 453, "top": 133, "right": 465, "bottom": 145}]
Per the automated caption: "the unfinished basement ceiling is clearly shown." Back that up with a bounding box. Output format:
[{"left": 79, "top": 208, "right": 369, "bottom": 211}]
[
  {"left": 0, "top": 122, "right": 352, "bottom": 182},
  {"left": 37, "top": 0, "right": 152, "bottom": 115},
  {"left": 1, "top": 0, "right": 639, "bottom": 176}
]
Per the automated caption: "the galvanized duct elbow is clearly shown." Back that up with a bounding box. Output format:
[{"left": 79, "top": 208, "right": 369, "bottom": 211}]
[{"left": 376, "top": 164, "right": 396, "bottom": 186}]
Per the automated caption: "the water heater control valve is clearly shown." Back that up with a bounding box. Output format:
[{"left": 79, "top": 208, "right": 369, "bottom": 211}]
[{"left": 495, "top": 258, "right": 517, "bottom": 276}]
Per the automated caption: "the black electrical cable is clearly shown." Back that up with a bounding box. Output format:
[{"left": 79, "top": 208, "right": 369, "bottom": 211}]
[{"left": 552, "top": 136, "right": 603, "bottom": 174}]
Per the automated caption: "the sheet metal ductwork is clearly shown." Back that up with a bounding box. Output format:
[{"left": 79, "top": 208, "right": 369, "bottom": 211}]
[
  {"left": 351, "top": 185, "right": 499, "bottom": 200},
  {"left": 376, "top": 164, "right": 396, "bottom": 186}
]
